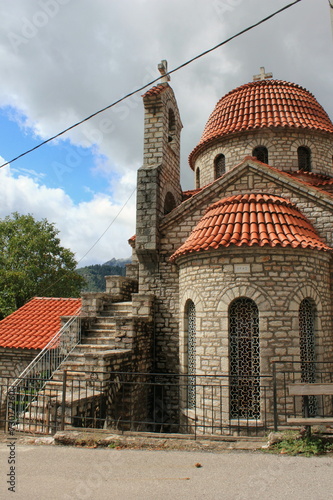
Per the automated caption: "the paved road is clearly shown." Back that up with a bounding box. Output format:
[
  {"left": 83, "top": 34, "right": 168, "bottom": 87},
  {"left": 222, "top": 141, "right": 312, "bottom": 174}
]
[{"left": 0, "top": 443, "right": 332, "bottom": 500}]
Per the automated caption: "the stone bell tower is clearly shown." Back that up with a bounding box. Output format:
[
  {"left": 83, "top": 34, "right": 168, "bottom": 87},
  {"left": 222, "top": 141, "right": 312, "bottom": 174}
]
[{"left": 136, "top": 60, "right": 183, "bottom": 256}]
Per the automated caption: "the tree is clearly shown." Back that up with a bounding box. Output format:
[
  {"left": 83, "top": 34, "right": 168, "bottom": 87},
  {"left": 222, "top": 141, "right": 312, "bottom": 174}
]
[{"left": 0, "top": 212, "right": 85, "bottom": 319}]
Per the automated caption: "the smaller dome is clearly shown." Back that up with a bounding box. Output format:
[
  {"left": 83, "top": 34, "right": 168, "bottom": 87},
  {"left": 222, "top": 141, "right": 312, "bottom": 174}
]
[
  {"left": 170, "top": 193, "right": 331, "bottom": 261},
  {"left": 189, "top": 80, "right": 333, "bottom": 168}
]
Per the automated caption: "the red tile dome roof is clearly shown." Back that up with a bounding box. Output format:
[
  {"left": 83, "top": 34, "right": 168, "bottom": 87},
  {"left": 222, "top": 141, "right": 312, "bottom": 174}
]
[
  {"left": 170, "top": 193, "right": 331, "bottom": 261},
  {"left": 189, "top": 80, "right": 333, "bottom": 168}
]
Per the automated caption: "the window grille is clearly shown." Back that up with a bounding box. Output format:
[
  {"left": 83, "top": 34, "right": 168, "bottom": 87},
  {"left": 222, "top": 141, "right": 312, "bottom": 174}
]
[
  {"left": 168, "top": 109, "right": 175, "bottom": 142},
  {"left": 297, "top": 146, "right": 311, "bottom": 172},
  {"left": 299, "top": 298, "right": 317, "bottom": 416},
  {"left": 229, "top": 298, "right": 260, "bottom": 419},
  {"left": 253, "top": 146, "right": 268, "bottom": 164},
  {"left": 214, "top": 154, "right": 225, "bottom": 179},
  {"left": 187, "top": 301, "right": 196, "bottom": 409},
  {"left": 195, "top": 168, "right": 200, "bottom": 189}
]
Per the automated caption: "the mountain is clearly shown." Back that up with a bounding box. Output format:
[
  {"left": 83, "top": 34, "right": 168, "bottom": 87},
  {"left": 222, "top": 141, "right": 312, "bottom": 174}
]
[{"left": 76, "top": 257, "right": 131, "bottom": 292}]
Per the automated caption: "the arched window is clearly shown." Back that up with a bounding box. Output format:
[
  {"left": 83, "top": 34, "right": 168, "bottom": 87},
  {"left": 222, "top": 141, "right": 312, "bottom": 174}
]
[
  {"left": 185, "top": 300, "right": 196, "bottom": 409},
  {"left": 163, "top": 192, "right": 176, "bottom": 215},
  {"left": 214, "top": 154, "right": 225, "bottom": 179},
  {"left": 168, "top": 109, "right": 175, "bottom": 143},
  {"left": 298, "top": 146, "right": 311, "bottom": 172},
  {"left": 195, "top": 167, "right": 200, "bottom": 189},
  {"left": 229, "top": 297, "right": 260, "bottom": 419},
  {"left": 299, "top": 298, "right": 317, "bottom": 416},
  {"left": 253, "top": 146, "right": 268, "bottom": 164}
]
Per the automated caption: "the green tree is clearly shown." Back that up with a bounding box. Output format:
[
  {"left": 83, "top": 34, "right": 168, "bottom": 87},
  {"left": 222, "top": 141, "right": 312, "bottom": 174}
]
[{"left": 0, "top": 212, "right": 85, "bottom": 319}]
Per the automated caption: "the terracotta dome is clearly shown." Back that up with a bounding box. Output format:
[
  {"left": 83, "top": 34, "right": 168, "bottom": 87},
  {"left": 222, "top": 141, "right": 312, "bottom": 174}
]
[
  {"left": 189, "top": 80, "right": 333, "bottom": 168},
  {"left": 170, "top": 193, "right": 332, "bottom": 261}
]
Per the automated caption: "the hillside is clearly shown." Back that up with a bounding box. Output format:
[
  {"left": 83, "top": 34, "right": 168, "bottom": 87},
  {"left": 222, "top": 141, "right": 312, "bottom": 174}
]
[{"left": 76, "top": 257, "right": 131, "bottom": 292}]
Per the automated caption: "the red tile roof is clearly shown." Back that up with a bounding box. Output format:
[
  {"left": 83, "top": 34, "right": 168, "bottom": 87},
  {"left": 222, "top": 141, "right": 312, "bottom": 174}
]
[
  {"left": 182, "top": 188, "right": 203, "bottom": 201},
  {"left": 142, "top": 83, "right": 169, "bottom": 99},
  {"left": 189, "top": 80, "right": 333, "bottom": 168},
  {"left": 0, "top": 297, "right": 81, "bottom": 350},
  {"left": 170, "top": 193, "right": 332, "bottom": 261},
  {"left": 288, "top": 170, "right": 333, "bottom": 187}
]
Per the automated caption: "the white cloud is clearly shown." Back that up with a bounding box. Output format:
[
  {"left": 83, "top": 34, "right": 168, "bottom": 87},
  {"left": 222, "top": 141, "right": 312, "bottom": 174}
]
[
  {"left": 0, "top": 0, "right": 332, "bottom": 265},
  {"left": 0, "top": 164, "right": 135, "bottom": 266}
]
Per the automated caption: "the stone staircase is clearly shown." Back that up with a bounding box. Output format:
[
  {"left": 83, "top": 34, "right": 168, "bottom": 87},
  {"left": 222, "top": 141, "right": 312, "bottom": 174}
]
[{"left": 16, "top": 301, "right": 134, "bottom": 434}]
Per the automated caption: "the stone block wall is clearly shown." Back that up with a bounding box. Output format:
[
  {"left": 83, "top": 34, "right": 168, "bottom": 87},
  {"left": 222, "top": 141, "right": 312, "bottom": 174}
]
[
  {"left": 137, "top": 163, "right": 333, "bottom": 386},
  {"left": 136, "top": 83, "right": 183, "bottom": 254},
  {"left": 0, "top": 347, "right": 40, "bottom": 381},
  {"left": 0, "top": 347, "right": 40, "bottom": 429},
  {"left": 176, "top": 246, "right": 332, "bottom": 426},
  {"left": 105, "top": 275, "right": 138, "bottom": 301},
  {"left": 193, "top": 129, "right": 333, "bottom": 188}
]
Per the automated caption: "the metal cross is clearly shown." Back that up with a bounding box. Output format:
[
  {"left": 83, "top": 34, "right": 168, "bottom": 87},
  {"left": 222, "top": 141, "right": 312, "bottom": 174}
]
[
  {"left": 253, "top": 67, "right": 273, "bottom": 81},
  {"left": 158, "top": 60, "right": 170, "bottom": 83}
]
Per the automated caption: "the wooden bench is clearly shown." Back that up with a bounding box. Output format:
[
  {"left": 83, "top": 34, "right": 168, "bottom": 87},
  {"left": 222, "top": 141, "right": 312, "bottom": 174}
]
[{"left": 287, "top": 383, "right": 333, "bottom": 427}]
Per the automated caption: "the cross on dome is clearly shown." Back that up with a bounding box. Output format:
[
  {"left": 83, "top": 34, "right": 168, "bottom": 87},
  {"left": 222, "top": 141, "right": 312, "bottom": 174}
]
[
  {"left": 253, "top": 67, "right": 273, "bottom": 81},
  {"left": 158, "top": 60, "right": 171, "bottom": 83}
]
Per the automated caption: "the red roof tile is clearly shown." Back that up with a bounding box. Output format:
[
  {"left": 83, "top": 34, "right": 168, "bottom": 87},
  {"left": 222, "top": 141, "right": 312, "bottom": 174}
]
[
  {"left": 182, "top": 188, "right": 203, "bottom": 201},
  {"left": 142, "top": 83, "right": 169, "bottom": 99},
  {"left": 189, "top": 80, "right": 333, "bottom": 168},
  {"left": 0, "top": 297, "right": 81, "bottom": 350},
  {"left": 170, "top": 193, "right": 332, "bottom": 261},
  {"left": 288, "top": 170, "right": 333, "bottom": 186}
]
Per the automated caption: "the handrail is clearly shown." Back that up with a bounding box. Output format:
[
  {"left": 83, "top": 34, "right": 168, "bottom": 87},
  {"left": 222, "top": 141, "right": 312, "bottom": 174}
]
[{"left": 7, "top": 309, "right": 81, "bottom": 420}]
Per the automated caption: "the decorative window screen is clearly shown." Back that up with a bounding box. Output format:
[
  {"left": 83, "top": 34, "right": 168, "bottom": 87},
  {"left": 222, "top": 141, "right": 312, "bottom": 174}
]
[
  {"left": 298, "top": 147, "right": 311, "bottom": 172},
  {"left": 299, "top": 298, "right": 317, "bottom": 416},
  {"left": 229, "top": 298, "right": 260, "bottom": 419},
  {"left": 252, "top": 146, "right": 268, "bottom": 164},
  {"left": 186, "top": 301, "right": 196, "bottom": 409},
  {"left": 214, "top": 154, "right": 225, "bottom": 179}
]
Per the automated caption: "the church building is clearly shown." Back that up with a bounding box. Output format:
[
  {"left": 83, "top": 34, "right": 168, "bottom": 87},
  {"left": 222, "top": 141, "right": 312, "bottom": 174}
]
[
  {"left": 2, "top": 65, "right": 333, "bottom": 435},
  {"left": 129, "top": 64, "right": 333, "bottom": 430}
]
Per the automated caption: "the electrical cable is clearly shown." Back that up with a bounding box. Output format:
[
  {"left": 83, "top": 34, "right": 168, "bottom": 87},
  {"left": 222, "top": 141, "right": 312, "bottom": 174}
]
[
  {"left": 0, "top": 0, "right": 303, "bottom": 170},
  {"left": 0, "top": 0, "right": 304, "bottom": 300},
  {"left": 36, "top": 185, "right": 136, "bottom": 296}
]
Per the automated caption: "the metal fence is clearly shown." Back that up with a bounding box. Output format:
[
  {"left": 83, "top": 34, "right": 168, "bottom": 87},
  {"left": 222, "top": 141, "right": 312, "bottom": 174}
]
[
  {"left": 8, "top": 313, "right": 81, "bottom": 418},
  {"left": 1, "top": 371, "right": 272, "bottom": 437},
  {"left": 2, "top": 366, "right": 333, "bottom": 437},
  {"left": 272, "top": 361, "right": 333, "bottom": 430}
]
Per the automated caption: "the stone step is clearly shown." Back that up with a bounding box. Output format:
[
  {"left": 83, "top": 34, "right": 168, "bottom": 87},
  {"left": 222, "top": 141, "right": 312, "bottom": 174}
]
[
  {"left": 85, "top": 319, "right": 116, "bottom": 326},
  {"left": 52, "top": 370, "right": 87, "bottom": 382},
  {"left": 15, "top": 423, "right": 53, "bottom": 434},
  {"left": 101, "top": 301, "right": 133, "bottom": 317},
  {"left": 75, "top": 344, "right": 115, "bottom": 351},
  {"left": 62, "top": 351, "right": 107, "bottom": 363},
  {"left": 81, "top": 337, "right": 116, "bottom": 346},
  {"left": 83, "top": 329, "right": 116, "bottom": 337}
]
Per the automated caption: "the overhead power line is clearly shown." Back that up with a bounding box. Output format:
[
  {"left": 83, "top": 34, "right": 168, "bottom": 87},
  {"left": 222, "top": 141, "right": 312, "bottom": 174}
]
[{"left": 0, "top": 0, "right": 303, "bottom": 170}]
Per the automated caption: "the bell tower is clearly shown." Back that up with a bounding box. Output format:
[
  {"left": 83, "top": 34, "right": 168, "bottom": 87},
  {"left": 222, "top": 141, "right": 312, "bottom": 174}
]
[{"left": 136, "top": 61, "right": 183, "bottom": 256}]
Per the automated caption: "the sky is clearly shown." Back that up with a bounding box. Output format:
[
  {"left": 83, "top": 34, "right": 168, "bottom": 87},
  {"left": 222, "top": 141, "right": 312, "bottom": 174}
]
[{"left": 0, "top": 0, "right": 332, "bottom": 267}]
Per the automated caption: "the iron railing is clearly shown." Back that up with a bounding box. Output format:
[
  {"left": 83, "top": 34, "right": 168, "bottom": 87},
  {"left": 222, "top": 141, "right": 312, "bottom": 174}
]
[
  {"left": 272, "top": 361, "right": 333, "bottom": 430},
  {"left": 1, "top": 371, "right": 272, "bottom": 436},
  {"left": 6, "top": 312, "right": 81, "bottom": 423},
  {"left": 2, "top": 365, "right": 332, "bottom": 437}
]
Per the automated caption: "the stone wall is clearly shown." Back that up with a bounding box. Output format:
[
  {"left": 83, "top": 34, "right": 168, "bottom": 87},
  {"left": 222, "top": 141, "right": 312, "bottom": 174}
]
[
  {"left": 81, "top": 276, "right": 138, "bottom": 317},
  {"left": 0, "top": 347, "right": 39, "bottom": 381},
  {"left": 193, "top": 128, "right": 333, "bottom": 188},
  {"left": 0, "top": 347, "right": 40, "bottom": 428},
  {"left": 176, "top": 246, "right": 332, "bottom": 426},
  {"left": 136, "top": 162, "right": 333, "bottom": 386},
  {"left": 103, "top": 296, "right": 155, "bottom": 430},
  {"left": 136, "top": 83, "right": 183, "bottom": 254}
]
